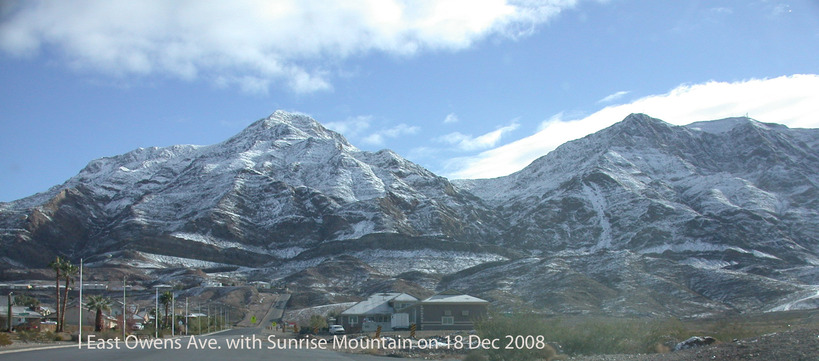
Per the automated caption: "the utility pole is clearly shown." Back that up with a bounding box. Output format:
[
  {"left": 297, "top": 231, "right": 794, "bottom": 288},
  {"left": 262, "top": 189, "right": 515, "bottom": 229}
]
[
  {"left": 122, "top": 277, "right": 126, "bottom": 341},
  {"left": 78, "top": 259, "right": 83, "bottom": 348},
  {"left": 171, "top": 292, "right": 175, "bottom": 337},
  {"left": 184, "top": 298, "right": 188, "bottom": 336},
  {"left": 155, "top": 287, "right": 158, "bottom": 338},
  {"left": 6, "top": 292, "right": 12, "bottom": 332}
]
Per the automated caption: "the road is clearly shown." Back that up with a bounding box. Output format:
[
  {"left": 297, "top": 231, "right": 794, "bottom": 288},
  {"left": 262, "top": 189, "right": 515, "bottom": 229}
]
[
  {"left": 0, "top": 328, "right": 396, "bottom": 361},
  {"left": 259, "top": 293, "right": 290, "bottom": 330}
]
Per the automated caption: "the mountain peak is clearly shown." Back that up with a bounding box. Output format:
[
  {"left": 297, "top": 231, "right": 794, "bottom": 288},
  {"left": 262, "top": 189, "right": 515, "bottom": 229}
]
[
  {"left": 231, "top": 110, "right": 354, "bottom": 149},
  {"left": 619, "top": 113, "right": 669, "bottom": 129},
  {"left": 686, "top": 116, "right": 787, "bottom": 134}
]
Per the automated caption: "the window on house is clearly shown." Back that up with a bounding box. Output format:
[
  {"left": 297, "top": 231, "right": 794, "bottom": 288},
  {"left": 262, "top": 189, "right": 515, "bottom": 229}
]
[
  {"left": 444, "top": 310, "right": 451, "bottom": 316},
  {"left": 462, "top": 310, "right": 469, "bottom": 316},
  {"left": 349, "top": 316, "right": 358, "bottom": 325},
  {"left": 442, "top": 316, "right": 454, "bottom": 325}
]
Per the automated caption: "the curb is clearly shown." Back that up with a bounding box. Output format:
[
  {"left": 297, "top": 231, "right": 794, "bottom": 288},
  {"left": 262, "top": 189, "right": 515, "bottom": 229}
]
[
  {"left": 0, "top": 329, "right": 234, "bottom": 355},
  {"left": 0, "top": 343, "right": 76, "bottom": 355}
]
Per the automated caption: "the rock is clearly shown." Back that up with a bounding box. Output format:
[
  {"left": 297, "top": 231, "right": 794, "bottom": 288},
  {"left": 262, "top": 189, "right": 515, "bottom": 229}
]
[{"left": 674, "top": 336, "right": 717, "bottom": 351}]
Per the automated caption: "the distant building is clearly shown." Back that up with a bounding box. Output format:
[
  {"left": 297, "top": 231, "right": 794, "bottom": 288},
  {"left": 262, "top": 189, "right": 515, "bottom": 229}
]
[
  {"left": 0, "top": 305, "right": 45, "bottom": 328},
  {"left": 63, "top": 301, "right": 118, "bottom": 332},
  {"left": 249, "top": 281, "right": 271, "bottom": 289},
  {"left": 339, "top": 293, "right": 418, "bottom": 333},
  {"left": 399, "top": 290, "right": 489, "bottom": 331},
  {"left": 201, "top": 280, "right": 222, "bottom": 287},
  {"left": 82, "top": 283, "right": 108, "bottom": 291}
]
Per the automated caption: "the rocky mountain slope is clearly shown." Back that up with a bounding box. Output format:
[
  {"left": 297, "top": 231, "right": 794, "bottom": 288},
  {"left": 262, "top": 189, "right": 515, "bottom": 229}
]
[{"left": 1, "top": 111, "right": 817, "bottom": 316}]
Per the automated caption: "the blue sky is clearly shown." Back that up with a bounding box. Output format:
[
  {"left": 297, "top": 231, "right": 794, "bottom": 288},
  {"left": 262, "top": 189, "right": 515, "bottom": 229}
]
[{"left": 1, "top": 0, "right": 819, "bottom": 202}]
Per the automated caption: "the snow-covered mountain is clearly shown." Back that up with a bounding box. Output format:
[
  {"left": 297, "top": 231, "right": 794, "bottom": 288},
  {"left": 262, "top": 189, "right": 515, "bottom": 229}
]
[
  {"left": 1, "top": 111, "right": 817, "bottom": 316},
  {"left": 452, "top": 113, "right": 819, "bottom": 315}
]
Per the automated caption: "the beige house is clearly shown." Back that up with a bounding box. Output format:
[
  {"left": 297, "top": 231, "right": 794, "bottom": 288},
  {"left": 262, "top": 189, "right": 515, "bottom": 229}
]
[{"left": 62, "top": 300, "right": 118, "bottom": 332}]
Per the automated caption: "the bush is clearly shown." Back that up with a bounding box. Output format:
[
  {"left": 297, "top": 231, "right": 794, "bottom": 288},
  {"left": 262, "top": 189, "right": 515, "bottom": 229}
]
[
  {"left": 474, "top": 313, "right": 558, "bottom": 361},
  {"left": 476, "top": 314, "right": 690, "bottom": 358},
  {"left": 539, "top": 317, "right": 686, "bottom": 356},
  {"left": 0, "top": 333, "right": 12, "bottom": 347},
  {"left": 17, "top": 330, "right": 57, "bottom": 343}
]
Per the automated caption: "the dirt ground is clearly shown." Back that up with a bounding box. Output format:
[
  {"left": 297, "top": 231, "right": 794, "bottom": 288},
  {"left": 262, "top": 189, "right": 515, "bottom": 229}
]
[
  {"left": 330, "top": 327, "right": 818, "bottom": 361},
  {"left": 568, "top": 327, "right": 819, "bottom": 361}
]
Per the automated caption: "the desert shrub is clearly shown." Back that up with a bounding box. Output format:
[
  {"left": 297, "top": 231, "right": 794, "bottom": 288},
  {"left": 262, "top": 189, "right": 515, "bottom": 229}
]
[
  {"left": 17, "top": 330, "right": 57, "bottom": 343},
  {"left": 477, "top": 314, "right": 689, "bottom": 358},
  {"left": 709, "top": 318, "right": 756, "bottom": 342},
  {"left": 463, "top": 351, "right": 488, "bottom": 361},
  {"left": 0, "top": 333, "right": 12, "bottom": 346},
  {"left": 540, "top": 317, "right": 687, "bottom": 356},
  {"left": 474, "top": 313, "right": 558, "bottom": 361}
]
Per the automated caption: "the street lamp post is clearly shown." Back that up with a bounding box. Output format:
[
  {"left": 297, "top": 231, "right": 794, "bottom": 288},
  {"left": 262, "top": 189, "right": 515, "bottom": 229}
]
[
  {"left": 6, "top": 292, "right": 12, "bottom": 332},
  {"left": 155, "top": 287, "right": 159, "bottom": 338},
  {"left": 122, "top": 277, "right": 127, "bottom": 341},
  {"left": 171, "top": 292, "right": 175, "bottom": 337}
]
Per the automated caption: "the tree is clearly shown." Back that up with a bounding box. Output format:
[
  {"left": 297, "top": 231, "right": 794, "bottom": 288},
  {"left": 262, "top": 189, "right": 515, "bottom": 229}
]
[
  {"left": 309, "top": 314, "right": 328, "bottom": 333},
  {"left": 59, "top": 261, "right": 78, "bottom": 332},
  {"left": 159, "top": 291, "right": 173, "bottom": 329},
  {"left": 85, "top": 295, "right": 111, "bottom": 332},
  {"left": 12, "top": 294, "right": 40, "bottom": 310},
  {"left": 48, "top": 257, "right": 63, "bottom": 332}
]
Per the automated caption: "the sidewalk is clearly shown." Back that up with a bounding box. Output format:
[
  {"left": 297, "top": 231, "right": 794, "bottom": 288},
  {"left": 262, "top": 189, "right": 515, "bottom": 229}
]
[
  {"left": 0, "top": 340, "right": 77, "bottom": 355},
  {"left": 0, "top": 329, "right": 233, "bottom": 355}
]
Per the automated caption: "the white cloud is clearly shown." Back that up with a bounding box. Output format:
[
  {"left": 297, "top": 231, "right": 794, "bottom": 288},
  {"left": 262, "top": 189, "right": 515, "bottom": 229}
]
[
  {"left": 444, "top": 113, "right": 460, "bottom": 124},
  {"left": 435, "top": 121, "right": 520, "bottom": 151},
  {"left": 446, "top": 74, "right": 819, "bottom": 179},
  {"left": 362, "top": 123, "right": 420, "bottom": 146},
  {"left": 0, "top": 0, "right": 580, "bottom": 94},
  {"left": 597, "top": 90, "right": 630, "bottom": 104},
  {"left": 325, "top": 115, "right": 373, "bottom": 137}
]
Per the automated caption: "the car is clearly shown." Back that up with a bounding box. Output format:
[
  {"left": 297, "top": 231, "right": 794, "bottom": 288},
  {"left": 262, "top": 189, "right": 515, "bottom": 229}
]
[{"left": 329, "top": 325, "right": 345, "bottom": 335}]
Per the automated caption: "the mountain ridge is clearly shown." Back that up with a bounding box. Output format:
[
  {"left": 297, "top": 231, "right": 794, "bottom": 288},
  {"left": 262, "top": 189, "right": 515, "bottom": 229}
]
[{"left": 1, "top": 111, "right": 817, "bottom": 315}]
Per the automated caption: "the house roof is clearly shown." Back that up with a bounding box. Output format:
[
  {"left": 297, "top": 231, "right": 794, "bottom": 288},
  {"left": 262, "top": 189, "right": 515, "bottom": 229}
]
[
  {"left": 421, "top": 292, "right": 488, "bottom": 304},
  {"left": 341, "top": 293, "right": 418, "bottom": 315},
  {"left": 0, "top": 306, "right": 44, "bottom": 318}
]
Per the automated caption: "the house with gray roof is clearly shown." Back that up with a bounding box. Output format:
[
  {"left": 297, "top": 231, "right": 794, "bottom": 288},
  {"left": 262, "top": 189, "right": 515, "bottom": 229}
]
[
  {"left": 339, "top": 292, "right": 418, "bottom": 333},
  {"left": 400, "top": 290, "right": 489, "bottom": 331}
]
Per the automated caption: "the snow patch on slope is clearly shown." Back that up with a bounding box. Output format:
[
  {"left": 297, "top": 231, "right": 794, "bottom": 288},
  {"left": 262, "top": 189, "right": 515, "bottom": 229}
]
[
  {"left": 583, "top": 182, "right": 613, "bottom": 250},
  {"left": 351, "top": 249, "right": 507, "bottom": 276}
]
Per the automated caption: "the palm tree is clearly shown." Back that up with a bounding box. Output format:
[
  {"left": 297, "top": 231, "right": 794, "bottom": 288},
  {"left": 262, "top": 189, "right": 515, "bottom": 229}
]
[
  {"left": 48, "top": 257, "right": 63, "bottom": 332},
  {"left": 159, "top": 291, "right": 173, "bottom": 328},
  {"left": 85, "top": 295, "right": 111, "bottom": 332},
  {"left": 59, "top": 261, "right": 78, "bottom": 332}
]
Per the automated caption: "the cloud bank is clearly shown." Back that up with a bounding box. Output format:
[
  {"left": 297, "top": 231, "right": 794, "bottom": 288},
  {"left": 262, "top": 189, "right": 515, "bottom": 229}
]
[
  {"left": 446, "top": 74, "right": 819, "bottom": 179},
  {"left": 0, "top": 0, "right": 580, "bottom": 93}
]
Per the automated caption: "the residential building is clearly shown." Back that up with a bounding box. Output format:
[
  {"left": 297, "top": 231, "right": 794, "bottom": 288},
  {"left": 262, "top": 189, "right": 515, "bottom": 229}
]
[
  {"left": 400, "top": 290, "right": 489, "bottom": 331},
  {"left": 339, "top": 293, "right": 418, "bottom": 333}
]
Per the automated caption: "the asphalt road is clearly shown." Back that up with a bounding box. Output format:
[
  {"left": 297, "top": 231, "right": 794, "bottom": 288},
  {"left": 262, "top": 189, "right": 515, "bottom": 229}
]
[{"left": 0, "top": 328, "right": 395, "bottom": 361}]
